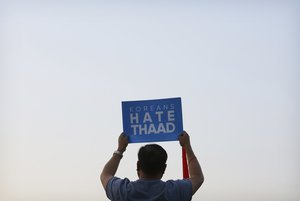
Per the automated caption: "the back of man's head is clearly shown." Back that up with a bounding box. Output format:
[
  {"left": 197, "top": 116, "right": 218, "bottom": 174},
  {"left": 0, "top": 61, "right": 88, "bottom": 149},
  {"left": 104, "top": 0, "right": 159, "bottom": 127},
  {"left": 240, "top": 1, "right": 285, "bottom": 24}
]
[{"left": 138, "top": 144, "right": 168, "bottom": 177}]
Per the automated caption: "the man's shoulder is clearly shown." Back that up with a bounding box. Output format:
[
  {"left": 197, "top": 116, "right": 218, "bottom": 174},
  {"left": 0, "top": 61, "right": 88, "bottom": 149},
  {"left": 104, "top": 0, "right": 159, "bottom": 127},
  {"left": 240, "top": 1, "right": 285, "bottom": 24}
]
[
  {"left": 108, "top": 177, "right": 192, "bottom": 191},
  {"left": 165, "top": 179, "right": 193, "bottom": 191},
  {"left": 109, "top": 177, "right": 191, "bottom": 184},
  {"left": 108, "top": 176, "right": 131, "bottom": 184},
  {"left": 166, "top": 179, "right": 192, "bottom": 185}
]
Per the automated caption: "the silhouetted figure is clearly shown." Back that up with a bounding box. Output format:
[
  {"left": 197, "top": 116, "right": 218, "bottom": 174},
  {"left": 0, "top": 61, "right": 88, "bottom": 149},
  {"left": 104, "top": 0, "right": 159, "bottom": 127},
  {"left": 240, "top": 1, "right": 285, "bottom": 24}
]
[{"left": 100, "top": 131, "right": 204, "bottom": 201}]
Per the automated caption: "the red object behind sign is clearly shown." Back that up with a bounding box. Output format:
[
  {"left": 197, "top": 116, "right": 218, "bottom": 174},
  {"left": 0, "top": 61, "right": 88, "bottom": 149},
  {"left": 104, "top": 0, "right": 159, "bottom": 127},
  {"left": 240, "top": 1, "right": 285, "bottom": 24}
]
[{"left": 182, "top": 148, "right": 189, "bottom": 179}]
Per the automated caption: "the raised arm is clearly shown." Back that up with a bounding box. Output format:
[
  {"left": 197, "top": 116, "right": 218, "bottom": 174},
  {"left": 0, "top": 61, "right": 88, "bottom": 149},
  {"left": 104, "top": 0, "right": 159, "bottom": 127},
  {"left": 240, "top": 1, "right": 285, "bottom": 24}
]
[
  {"left": 100, "top": 133, "right": 128, "bottom": 189},
  {"left": 179, "top": 131, "right": 204, "bottom": 195}
]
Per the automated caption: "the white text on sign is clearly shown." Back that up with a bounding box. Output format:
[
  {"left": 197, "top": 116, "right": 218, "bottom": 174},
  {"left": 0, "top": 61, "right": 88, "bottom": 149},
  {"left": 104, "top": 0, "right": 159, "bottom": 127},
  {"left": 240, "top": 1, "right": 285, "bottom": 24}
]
[{"left": 129, "top": 110, "right": 176, "bottom": 135}]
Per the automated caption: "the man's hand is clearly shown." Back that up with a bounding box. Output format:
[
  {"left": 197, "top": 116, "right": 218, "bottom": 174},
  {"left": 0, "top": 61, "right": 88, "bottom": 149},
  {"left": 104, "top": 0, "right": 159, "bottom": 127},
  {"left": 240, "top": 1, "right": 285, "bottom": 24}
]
[
  {"left": 118, "top": 133, "right": 128, "bottom": 153},
  {"left": 179, "top": 131, "right": 191, "bottom": 149}
]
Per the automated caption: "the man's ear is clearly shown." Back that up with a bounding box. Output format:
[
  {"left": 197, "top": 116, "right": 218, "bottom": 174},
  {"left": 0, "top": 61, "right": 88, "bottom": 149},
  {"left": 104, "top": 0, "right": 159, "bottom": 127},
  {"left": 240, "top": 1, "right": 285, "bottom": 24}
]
[
  {"left": 162, "top": 164, "right": 167, "bottom": 174},
  {"left": 137, "top": 161, "right": 140, "bottom": 171}
]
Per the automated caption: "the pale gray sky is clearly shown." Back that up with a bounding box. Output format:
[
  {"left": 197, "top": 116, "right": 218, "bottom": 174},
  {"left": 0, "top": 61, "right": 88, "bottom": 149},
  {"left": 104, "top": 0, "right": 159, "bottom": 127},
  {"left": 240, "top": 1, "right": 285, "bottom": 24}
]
[{"left": 1, "top": 1, "right": 299, "bottom": 201}]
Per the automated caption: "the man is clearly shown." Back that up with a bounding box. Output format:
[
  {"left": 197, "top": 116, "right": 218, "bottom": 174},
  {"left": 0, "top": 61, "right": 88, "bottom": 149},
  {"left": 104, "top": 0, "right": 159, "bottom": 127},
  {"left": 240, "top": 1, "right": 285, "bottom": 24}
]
[{"left": 100, "top": 131, "right": 204, "bottom": 201}]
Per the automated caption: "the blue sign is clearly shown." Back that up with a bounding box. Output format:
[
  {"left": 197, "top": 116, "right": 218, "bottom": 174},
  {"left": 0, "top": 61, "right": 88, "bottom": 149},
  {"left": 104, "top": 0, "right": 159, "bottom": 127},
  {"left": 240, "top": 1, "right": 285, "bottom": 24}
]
[{"left": 122, "top": 97, "right": 183, "bottom": 143}]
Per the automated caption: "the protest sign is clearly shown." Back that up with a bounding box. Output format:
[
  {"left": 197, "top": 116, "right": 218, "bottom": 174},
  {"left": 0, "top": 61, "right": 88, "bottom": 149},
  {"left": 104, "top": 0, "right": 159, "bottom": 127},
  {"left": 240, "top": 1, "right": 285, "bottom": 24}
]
[{"left": 122, "top": 97, "right": 183, "bottom": 143}]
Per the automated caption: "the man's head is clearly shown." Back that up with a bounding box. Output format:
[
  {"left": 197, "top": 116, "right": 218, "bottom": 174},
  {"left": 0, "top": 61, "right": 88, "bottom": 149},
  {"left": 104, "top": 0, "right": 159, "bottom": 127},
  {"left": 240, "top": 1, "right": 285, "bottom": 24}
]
[{"left": 137, "top": 144, "right": 167, "bottom": 178}]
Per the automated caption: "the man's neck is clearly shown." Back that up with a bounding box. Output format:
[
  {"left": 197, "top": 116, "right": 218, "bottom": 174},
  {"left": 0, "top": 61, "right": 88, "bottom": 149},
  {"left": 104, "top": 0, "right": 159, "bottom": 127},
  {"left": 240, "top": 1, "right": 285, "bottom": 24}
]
[{"left": 138, "top": 172, "right": 163, "bottom": 180}]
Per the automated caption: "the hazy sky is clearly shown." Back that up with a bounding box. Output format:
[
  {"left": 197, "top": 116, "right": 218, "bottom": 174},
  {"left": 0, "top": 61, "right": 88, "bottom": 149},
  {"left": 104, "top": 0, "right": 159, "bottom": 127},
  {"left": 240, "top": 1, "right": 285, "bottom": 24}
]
[{"left": 1, "top": 1, "right": 299, "bottom": 201}]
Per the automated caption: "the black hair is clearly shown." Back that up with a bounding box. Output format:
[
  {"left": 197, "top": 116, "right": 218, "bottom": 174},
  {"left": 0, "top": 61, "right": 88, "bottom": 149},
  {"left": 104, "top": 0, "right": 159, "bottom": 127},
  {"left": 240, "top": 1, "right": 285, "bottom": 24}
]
[{"left": 138, "top": 144, "right": 168, "bottom": 176}]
